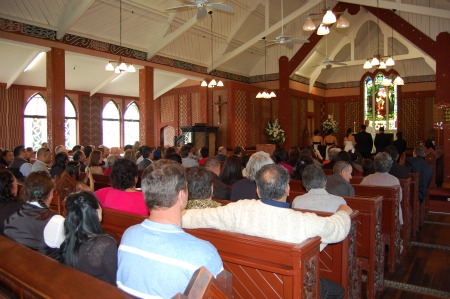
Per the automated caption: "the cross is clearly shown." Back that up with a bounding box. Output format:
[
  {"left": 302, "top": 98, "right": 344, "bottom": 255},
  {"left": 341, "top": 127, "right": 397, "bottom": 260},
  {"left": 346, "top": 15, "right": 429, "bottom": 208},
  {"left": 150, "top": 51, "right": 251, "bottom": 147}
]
[{"left": 213, "top": 95, "right": 227, "bottom": 124}]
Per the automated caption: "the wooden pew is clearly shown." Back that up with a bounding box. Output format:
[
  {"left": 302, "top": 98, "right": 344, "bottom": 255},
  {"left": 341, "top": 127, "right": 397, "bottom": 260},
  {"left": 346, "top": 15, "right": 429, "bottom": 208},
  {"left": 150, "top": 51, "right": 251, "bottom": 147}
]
[
  {"left": 101, "top": 208, "right": 322, "bottom": 299},
  {"left": 289, "top": 179, "right": 306, "bottom": 192},
  {"left": 92, "top": 173, "right": 111, "bottom": 191},
  {"left": 410, "top": 172, "right": 420, "bottom": 235},
  {"left": 351, "top": 185, "right": 401, "bottom": 272},
  {"left": 0, "top": 235, "right": 133, "bottom": 299},
  {"left": 290, "top": 191, "right": 382, "bottom": 299},
  {"left": 172, "top": 267, "right": 232, "bottom": 299},
  {"left": 399, "top": 178, "right": 411, "bottom": 252},
  {"left": 294, "top": 208, "right": 361, "bottom": 299}
]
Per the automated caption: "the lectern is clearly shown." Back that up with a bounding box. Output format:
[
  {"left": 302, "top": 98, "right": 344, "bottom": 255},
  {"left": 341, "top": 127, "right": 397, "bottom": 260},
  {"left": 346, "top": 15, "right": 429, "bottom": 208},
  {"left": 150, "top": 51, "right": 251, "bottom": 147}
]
[{"left": 179, "top": 125, "right": 219, "bottom": 157}]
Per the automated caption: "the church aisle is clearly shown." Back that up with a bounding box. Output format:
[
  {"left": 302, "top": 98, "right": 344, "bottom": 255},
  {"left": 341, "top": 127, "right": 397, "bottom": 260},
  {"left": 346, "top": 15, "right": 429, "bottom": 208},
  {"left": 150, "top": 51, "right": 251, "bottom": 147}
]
[{"left": 374, "top": 212, "right": 450, "bottom": 298}]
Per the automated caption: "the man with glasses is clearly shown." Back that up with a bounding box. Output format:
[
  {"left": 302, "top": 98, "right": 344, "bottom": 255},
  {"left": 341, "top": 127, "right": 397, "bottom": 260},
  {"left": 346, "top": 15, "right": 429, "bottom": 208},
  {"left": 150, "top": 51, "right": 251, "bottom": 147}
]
[
  {"left": 292, "top": 164, "right": 347, "bottom": 213},
  {"left": 326, "top": 161, "right": 355, "bottom": 197}
]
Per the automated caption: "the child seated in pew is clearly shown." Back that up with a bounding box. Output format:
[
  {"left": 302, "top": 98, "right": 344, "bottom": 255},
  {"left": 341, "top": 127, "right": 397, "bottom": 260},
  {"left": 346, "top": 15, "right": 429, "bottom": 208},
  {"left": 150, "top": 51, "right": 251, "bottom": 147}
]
[
  {"left": 4, "top": 171, "right": 65, "bottom": 261},
  {"left": 61, "top": 191, "right": 117, "bottom": 285}
]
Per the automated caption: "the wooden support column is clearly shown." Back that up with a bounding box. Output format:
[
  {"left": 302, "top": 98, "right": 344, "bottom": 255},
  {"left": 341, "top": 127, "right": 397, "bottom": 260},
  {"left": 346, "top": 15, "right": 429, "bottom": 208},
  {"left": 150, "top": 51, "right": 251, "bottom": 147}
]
[
  {"left": 436, "top": 32, "right": 450, "bottom": 187},
  {"left": 139, "top": 66, "right": 155, "bottom": 146},
  {"left": 46, "top": 48, "right": 66, "bottom": 151},
  {"left": 279, "top": 55, "right": 291, "bottom": 150}
]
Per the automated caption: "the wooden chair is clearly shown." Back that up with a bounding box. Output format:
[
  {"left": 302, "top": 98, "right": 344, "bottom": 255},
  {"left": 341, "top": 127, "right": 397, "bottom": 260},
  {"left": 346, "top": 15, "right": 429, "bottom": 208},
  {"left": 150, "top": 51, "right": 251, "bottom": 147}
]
[
  {"left": 172, "top": 267, "right": 232, "bottom": 299},
  {"left": 53, "top": 171, "right": 79, "bottom": 216}
]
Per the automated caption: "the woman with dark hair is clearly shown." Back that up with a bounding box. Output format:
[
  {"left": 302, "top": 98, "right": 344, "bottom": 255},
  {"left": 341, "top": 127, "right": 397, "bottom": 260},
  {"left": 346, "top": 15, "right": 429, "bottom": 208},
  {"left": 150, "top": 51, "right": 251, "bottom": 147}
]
[
  {"left": 94, "top": 159, "right": 148, "bottom": 216},
  {"left": 61, "top": 191, "right": 117, "bottom": 285},
  {"left": 86, "top": 150, "right": 104, "bottom": 175},
  {"left": 4, "top": 171, "right": 65, "bottom": 260},
  {"left": 198, "top": 147, "right": 209, "bottom": 166},
  {"left": 219, "top": 155, "right": 243, "bottom": 186},
  {"left": 273, "top": 147, "right": 294, "bottom": 176},
  {"left": 66, "top": 161, "right": 94, "bottom": 191},
  {"left": 324, "top": 129, "right": 338, "bottom": 160},
  {"left": 0, "top": 149, "right": 14, "bottom": 169},
  {"left": 343, "top": 128, "right": 356, "bottom": 152},
  {"left": 50, "top": 152, "right": 69, "bottom": 178},
  {"left": 292, "top": 155, "right": 314, "bottom": 180},
  {"left": 311, "top": 129, "right": 323, "bottom": 149},
  {"left": 287, "top": 146, "right": 301, "bottom": 168},
  {"left": 0, "top": 170, "right": 21, "bottom": 233}
]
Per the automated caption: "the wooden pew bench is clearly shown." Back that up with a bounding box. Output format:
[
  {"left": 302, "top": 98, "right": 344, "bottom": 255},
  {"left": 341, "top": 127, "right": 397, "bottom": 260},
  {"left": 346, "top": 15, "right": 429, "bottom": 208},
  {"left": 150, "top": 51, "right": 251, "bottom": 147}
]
[
  {"left": 101, "top": 208, "right": 322, "bottom": 298},
  {"left": 0, "top": 235, "right": 133, "bottom": 299}
]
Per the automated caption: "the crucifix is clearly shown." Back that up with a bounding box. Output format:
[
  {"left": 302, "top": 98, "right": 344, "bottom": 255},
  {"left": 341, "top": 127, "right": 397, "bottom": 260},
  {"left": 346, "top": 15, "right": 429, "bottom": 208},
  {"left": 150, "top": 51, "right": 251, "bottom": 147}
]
[{"left": 213, "top": 95, "right": 227, "bottom": 124}]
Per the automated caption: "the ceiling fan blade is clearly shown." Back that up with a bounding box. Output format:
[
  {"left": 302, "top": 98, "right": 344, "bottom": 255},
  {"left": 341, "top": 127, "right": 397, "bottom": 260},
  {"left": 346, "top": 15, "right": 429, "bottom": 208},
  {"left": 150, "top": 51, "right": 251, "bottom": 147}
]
[
  {"left": 285, "top": 43, "right": 294, "bottom": 49},
  {"left": 197, "top": 7, "right": 208, "bottom": 19},
  {"left": 165, "top": 4, "right": 196, "bottom": 11},
  {"left": 266, "top": 42, "right": 278, "bottom": 48},
  {"left": 208, "top": 3, "right": 235, "bottom": 13},
  {"left": 331, "top": 61, "right": 347, "bottom": 66},
  {"left": 287, "top": 38, "right": 310, "bottom": 44}
]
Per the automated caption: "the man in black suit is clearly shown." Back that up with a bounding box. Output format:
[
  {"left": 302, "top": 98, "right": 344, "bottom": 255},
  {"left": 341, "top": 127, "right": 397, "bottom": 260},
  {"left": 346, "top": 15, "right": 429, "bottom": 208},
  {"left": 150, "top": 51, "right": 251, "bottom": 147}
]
[
  {"left": 384, "top": 145, "right": 410, "bottom": 179},
  {"left": 355, "top": 124, "right": 373, "bottom": 158},
  {"left": 407, "top": 145, "right": 433, "bottom": 203},
  {"left": 374, "top": 126, "right": 391, "bottom": 153},
  {"left": 137, "top": 146, "right": 154, "bottom": 171},
  {"left": 204, "top": 156, "right": 229, "bottom": 199}
]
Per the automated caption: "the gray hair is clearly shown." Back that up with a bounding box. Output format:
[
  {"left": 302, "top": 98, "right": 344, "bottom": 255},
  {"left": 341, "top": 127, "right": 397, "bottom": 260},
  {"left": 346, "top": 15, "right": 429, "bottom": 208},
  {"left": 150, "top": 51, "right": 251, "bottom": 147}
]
[
  {"left": 414, "top": 145, "right": 426, "bottom": 157},
  {"left": 255, "top": 164, "right": 289, "bottom": 200},
  {"left": 333, "top": 161, "right": 352, "bottom": 175},
  {"left": 374, "top": 152, "right": 393, "bottom": 173},
  {"left": 302, "top": 164, "right": 326, "bottom": 190},
  {"left": 328, "top": 148, "right": 341, "bottom": 161},
  {"left": 245, "top": 151, "right": 274, "bottom": 181}
]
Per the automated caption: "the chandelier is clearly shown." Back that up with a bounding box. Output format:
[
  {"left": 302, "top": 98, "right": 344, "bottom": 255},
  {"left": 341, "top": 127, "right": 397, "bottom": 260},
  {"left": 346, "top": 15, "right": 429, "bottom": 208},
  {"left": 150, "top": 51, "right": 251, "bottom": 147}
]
[
  {"left": 105, "top": 0, "right": 136, "bottom": 73},
  {"left": 303, "top": 0, "right": 349, "bottom": 36},
  {"left": 256, "top": 37, "right": 276, "bottom": 99},
  {"left": 201, "top": 11, "right": 224, "bottom": 88}
]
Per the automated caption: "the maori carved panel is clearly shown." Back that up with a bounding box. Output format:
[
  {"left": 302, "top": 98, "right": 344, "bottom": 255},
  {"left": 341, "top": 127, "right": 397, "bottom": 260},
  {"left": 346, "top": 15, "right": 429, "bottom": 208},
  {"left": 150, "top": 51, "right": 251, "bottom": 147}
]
[
  {"left": 80, "top": 95, "right": 101, "bottom": 146},
  {"left": 304, "top": 255, "right": 317, "bottom": 299},
  {"left": 400, "top": 98, "right": 419, "bottom": 148},
  {"left": 161, "top": 95, "right": 175, "bottom": 123},
  {"left": 162, "top": 126, "right": 175, "bottom": 147},
  {"left": 0, "top": 87, "right": 23, "bottom": 149},
  {"left": 348, "top": 219, "right": 361, "bottom": 299},
  {"left": 291, "top": 96, "right": 299, "bottom": 146},
  {"left": 191, "top": 92, "right": 201, "bottom": 124},
  {"left": 234, "top": 90, "right": 246, "bottom": 146},
  {"left": 178, "top": 95, "right": 188, "bottom": 126},
  {"left": 374, "top": 205, "right": 384, "bottom": 291},
  {"left": 344, "top": 100, "right": 361, "bottom": 133}
]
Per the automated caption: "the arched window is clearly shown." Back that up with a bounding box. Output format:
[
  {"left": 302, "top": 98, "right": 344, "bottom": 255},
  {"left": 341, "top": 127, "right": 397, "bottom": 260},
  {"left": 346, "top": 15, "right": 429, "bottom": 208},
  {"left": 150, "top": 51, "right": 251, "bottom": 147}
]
[
  {"left": 102, "top": 100, "right": 120, "bottom": 147},
  {"left": 24, "top": 94, "right": 47, "bottom": 150},
  {"left": 363, "top": 72, "right": 398, "bottom": 131},
  {"left": 124, "top": 102, "right": 140, "bottom": 146},
  {"left": 65, "top": 97, "right": 77, "bottom": 150}
]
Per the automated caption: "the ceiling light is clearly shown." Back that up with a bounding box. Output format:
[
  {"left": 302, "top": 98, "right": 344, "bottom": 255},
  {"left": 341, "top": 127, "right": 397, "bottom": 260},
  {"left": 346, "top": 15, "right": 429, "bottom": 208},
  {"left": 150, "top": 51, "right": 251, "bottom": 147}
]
[
  {"left": 256, "top": 37, "right": 276, "bottom": 99},
  {"left": 201, "top": 11, "right": 224, "bottom": 88},
  {"left": 322, "top": 9, "right": 336, "bottom": 25},
  {"left": 381, "top": 78, "right": 392, "bottom": 86},
  {"left": 317, "top": 24, "right": 330, "bottom": 35},
  {"left": 371, "top": 55, "right": 380, "bottom": 66},
  {"left": 303, "top": 17, "right": 316, "bottom": 31},
  {"left": 336, "top": 16, "right": 349, "bottom": 29},
  {"left": 386, "top": 57, "right": 395, "bottom": 66},
  {"left": 393, "top": 76, "right": 404, "bottom": 85},
  {"left": 378, "top": 59, "right": 386, "bottom": 69},
  {"left": 363, "top": 59, "right": 372, "bottom": 69}
]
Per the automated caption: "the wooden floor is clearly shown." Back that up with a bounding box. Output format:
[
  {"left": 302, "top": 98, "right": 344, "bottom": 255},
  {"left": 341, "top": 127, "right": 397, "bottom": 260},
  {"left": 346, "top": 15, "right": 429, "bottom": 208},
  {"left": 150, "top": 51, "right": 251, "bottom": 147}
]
[{"left": 371, "top": 210, "right": 450, "bottom": 299}]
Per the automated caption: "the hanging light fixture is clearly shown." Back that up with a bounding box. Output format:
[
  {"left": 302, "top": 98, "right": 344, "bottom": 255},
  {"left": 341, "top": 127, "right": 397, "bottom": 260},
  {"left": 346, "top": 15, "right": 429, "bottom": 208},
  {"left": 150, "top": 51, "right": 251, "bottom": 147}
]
[
  {"left": 303, "top": 0, "right": 349, "bottom": 36},
  {"left": 201, "top": 11, "right": 224, "bottom": 88},
  {"left": 256, "top": 37, "right": 276, "bottom": 99},
  {"left": 385, "top": 10, "right": 396, "bottom": 67},
  {"left": 393, "top": 76, "right": 404, "bottom": 85},
  {"left": 105, "top": 0, "right": 135, "bottom": 73}
]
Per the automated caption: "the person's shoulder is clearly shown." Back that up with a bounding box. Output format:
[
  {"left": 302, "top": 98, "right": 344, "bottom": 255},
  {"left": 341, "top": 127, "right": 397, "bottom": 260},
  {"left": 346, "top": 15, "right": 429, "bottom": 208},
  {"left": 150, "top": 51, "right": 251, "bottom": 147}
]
[{"left": 95, "top": 235, "right": 117, "bottom": 246}]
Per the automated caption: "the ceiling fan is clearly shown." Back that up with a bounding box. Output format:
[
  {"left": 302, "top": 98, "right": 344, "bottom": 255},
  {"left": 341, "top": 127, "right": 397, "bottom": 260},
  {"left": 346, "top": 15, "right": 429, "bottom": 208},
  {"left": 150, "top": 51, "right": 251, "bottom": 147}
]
[
  {"left": 166, "top": 0, "right": 234, "bottom": 20},
  {"left": 317, "top": 35, "right": 347, "bottom": 69},
  {"left": 266, "top": 0, "right": 309, "bottom": 48}
]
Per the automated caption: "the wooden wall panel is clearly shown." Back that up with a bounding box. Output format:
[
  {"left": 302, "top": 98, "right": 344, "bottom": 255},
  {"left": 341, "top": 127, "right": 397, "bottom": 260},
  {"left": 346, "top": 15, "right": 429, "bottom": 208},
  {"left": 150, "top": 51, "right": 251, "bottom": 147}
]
[
  {"left": 0, "top": 87, "right": 24, "bottom": 149},
  {"left": 79, "top": 95, "right": 102, "bottom": 146}
]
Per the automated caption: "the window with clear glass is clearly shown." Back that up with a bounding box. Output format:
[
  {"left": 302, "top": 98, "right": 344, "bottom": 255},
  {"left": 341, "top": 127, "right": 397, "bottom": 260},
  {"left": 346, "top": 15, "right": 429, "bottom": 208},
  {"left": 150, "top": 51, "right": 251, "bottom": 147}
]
[
  {"left": 65, "top": 97, "right": 77, "bottom": 150},
  {"left": 363, "top": 73, "right": 398, "bottom": 131},
  {"left": 24, "top": 94, "right": 47, "bottom": 150},
  {"left": 124, "top": 102, "right": 140, "bottom": 146},
  {"left": 102, "top": 100, "right": 120, "bottom": 147}
]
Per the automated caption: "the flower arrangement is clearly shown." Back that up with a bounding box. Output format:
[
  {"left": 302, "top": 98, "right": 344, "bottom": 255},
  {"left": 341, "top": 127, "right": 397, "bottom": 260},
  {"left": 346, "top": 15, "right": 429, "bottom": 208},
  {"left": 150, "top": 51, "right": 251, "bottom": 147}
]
[
  {"left": 265, "top": 119, "right": 286, "bottom": 145},
  {"left": 322, "top": 115, "right": 339, "bottom": 133}
]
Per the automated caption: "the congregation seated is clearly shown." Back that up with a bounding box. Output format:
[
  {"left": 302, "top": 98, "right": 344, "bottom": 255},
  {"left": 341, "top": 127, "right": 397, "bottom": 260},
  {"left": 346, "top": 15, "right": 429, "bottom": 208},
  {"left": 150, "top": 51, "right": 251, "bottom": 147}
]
[
  {"left": 216, "top": 146, "right": 228, "bottom": 162},
  {"left": 137, "top": 146, "right": 154, "bottom": 171},
  {"left": 0, "top": 149, "right": 14, "bottom": 169},
  {"left": 86, "top": 150, "right": 104, "bottom": 175},
  {"left": 10, "top": 145, "right": 32, "bottom": 179},
  {"left": 180, "top": 145, "right": 199, "bottom": 168},
  {"left": 0, "top": 170, "right": 21, "bottom": 234},
  {"left": 182, "top": 164, "right": 353, "bottom": 298},
  {"left": 384, "top": 145, "right": 410, "bottom": 179},
  {"left": 4, "top": 171, "right": 65, "bottom": 261},
  {"left": 292, "top": 155, "right": 314, "bottom": 180},
  {"left": 230, "top": 151, "right": 273, "bottom": 201},
  {"left": 186, "top": 167, "right": 221, "bottom": 209},
  {"left": 95, "top": 158, "right": 148, "bottom": 216},
  {"left": 203, "top": 157, "right": 229, "bottom": 200},
  {"left": 198, "top": 146, "right": 209, "bottom": 166},
  {"left": 72, "top": 149, "right": 87, "bottom": 172},
  {"left": 104, "top": 154, "right": 121, "bottom": 175},
  {"left": 123, "top": 148, "right": 136, "bottom": 163},
  {"left": 325, "top": 161, "right": 355, "bottom": 197},
  {"left": 322, "top": 147, "right": 341, "bottom": 170},
  {"left": 61, "top": 191, "right": 117, "bottom": 285},
  {"left": 292, "top": 164, "right": 347, "bottom": 212},
  {"left": 65, "top": 161, "right": 94, "bottom": 191},
  {"left": 219, "top": 155, "right": 243, "bottom": 186},
  {"left": 117, "top": 160, "right": 223, "bottom": 298},
  {"left": 286, "top": 146, "right": 301, "bottom": 169},
  {"left": 361, "top": 158, "right": 375, "bottom": 176},
  {"left": 273, "top": 147, "right": 294, "bottom": 176},
  {"left": 31, "top": 147, "right": 52, "bottom": 175},
  {"left": 406, "top": 145, "right": 433, "bottom": 204},
  {"left": 50, "top": 152, "right": 69, "bottom": 178}
]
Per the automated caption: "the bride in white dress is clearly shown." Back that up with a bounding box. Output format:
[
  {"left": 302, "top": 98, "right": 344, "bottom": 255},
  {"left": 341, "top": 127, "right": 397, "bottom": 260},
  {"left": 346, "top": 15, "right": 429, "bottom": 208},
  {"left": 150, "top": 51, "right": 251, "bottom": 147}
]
[{"left": 343, "top": 128, "right": 356, "bottom": 152}]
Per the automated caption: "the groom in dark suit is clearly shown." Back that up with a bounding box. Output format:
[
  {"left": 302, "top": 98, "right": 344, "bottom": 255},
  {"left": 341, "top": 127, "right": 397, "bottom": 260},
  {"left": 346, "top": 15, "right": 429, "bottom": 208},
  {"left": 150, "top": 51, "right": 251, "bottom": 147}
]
[{"left": 355, "top": 124, "right": 373, "bottom": 158}]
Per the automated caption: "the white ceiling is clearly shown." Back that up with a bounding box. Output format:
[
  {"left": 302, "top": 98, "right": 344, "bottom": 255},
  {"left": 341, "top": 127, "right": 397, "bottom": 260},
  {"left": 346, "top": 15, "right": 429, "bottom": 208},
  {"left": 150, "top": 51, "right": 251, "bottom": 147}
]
[{"left": 0, "top": 0, "right": 449, "bottom": 97}]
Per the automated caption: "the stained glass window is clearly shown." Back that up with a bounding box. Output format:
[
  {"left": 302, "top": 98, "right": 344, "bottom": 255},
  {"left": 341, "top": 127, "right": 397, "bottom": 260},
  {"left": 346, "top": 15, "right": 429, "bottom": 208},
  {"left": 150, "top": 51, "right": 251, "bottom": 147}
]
[
  {"left": 363, "top": 73, "right": 398, "bottom": 131},
  {"left": 65, "top": 97, "right": 77, "bottom": 150},
  {"left": 102, "top": 100, "right": 120, "bottom": 147},
  {"left": 124, "top": 102, "right": 140, "bottom": 146},
  {"left": 24, "top": 94, "right": 47, "bottom": 150}
]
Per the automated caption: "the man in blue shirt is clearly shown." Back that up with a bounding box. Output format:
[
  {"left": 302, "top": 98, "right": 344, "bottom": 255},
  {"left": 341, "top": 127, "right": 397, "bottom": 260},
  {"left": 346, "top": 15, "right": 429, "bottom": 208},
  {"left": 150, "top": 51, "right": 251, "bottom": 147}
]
[{"left": 117, "top": 160, "right": 223, "bottom": 298}]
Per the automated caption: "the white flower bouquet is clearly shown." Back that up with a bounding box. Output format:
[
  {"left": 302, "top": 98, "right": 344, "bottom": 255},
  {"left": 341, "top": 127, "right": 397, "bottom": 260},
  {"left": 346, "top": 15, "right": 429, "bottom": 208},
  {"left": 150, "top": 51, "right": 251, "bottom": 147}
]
[
  {"left": 265, "top": 119, "right": 286, "bottom": 145},
  {"left": 322, "top": 115, "right": 339, "bottom": 133}
]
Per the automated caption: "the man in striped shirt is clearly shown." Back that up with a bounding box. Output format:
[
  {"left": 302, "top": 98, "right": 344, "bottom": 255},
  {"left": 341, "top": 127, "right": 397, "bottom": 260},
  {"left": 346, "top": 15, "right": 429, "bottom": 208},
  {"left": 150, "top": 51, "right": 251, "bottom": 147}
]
[{"left": 117, "top": 160, "right": 223, "bottom": 298}]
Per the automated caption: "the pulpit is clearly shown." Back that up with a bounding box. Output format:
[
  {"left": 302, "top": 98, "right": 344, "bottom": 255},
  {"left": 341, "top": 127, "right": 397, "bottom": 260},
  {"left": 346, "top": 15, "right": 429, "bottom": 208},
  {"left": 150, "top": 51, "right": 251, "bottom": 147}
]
[{"left": 180, "top": 125, "right": 219, "bottom": 157}]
